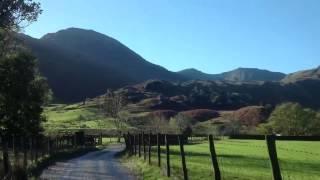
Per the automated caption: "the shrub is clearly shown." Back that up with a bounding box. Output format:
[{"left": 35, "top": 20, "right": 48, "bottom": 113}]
[
  {"left": 169, "top": 113, "right": 194, "bottom": 134},
  {"left": 258, "top": 102, "right": 320, "bottom": 135},
  {"left": 233, "top": 106, "right": 271, "bottom": 126}
]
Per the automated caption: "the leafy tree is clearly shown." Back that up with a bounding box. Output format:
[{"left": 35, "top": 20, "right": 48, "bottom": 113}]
[
  {"left": 102, "top": 90, "right": 127, "bottom": 140},
  {"left": 169, "top": 113, "right": 193, "bottom": 134},
  {"left": 0, "top": 0, "right": 42, "bottom": 30},
  {"left": 1, "top": 0, "right": 42, "bottom": 56},
  {"left": 149, "top": 115, "right": 170, "bottom": 134},
  {"left": 258, "top": 103, "right": 320, "bottom": 135},
  {"left": 0, "top": 52, "right": 50, "bottom": 135}
]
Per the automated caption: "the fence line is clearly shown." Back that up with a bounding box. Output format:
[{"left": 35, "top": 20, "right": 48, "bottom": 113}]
[
  {"left": 124, "top": 133, "right": 320, "bottom": 180},
  {"left": 0, "top": 132, "right": 104, "bottom": 179}
]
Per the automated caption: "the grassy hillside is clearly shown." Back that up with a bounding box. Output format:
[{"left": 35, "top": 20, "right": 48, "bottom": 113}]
[
  {"left": 282, "top": 66, "right": 320, "bottom": 83},
  {"left": 43, "top": 103, "right": 115, "bottom": 131},
  {"left": 42, "top": 101, "right": 151, "bottom": 133},
  {"left": 123, "top": 139, "right": 320, "bottom": 180}
]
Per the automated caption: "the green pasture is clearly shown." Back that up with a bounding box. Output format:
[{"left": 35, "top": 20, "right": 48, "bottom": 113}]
[
  {"left": 124, "top": 139, "right": 320, "bottom": 180},
  {"left": 43, "top": 104, "right": 115, "bottom": 130}
]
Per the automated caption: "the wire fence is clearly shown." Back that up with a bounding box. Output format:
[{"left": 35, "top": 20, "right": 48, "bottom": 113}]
[{"left": 124, "top": 133, "right": 320, "bottom": 180}]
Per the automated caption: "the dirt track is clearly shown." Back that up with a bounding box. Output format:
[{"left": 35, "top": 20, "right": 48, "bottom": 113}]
[{"left": 40, "top": 144, "right": 136, "bottom": 180}]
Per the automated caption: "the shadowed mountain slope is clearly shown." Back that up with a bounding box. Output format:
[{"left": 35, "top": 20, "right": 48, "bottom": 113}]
[{"left": 19, "top": 28, "right": 185, "bottom": 102}]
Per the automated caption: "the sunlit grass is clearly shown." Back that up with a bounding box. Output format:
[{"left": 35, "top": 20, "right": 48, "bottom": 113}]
[
  {"left": 43, "top": 104, "right": 115, "bottom": 130},
  {"left": 123, "top": 139, "right": 320, "bottom": 180}
]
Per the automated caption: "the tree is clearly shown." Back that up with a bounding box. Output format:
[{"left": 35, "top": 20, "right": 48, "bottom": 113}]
[
  {"left": 0, "top": 0, "right": 42, "bottom": 30},
  {"left": 0, "top": 52, "right": 50, "bottom": 135},
  {"left": 149, "top": 115, "right": 170, "bottom": 134},
  {"left": 102, "top": 90, "right": 127, "bottom": 141},
  {"left": 258, "top": 103, "right": 320, "bottom": 135},
  {"left": 1, "top": 0, "right": 42, "bottom": 56},
  {"left": 169, "top": 113, "right": 193, "bottom": 135}
]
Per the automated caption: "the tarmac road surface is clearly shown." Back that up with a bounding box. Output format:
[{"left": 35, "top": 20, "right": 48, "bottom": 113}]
[{"left": 40, "top": 144, "right": 136, "bottom": 180}]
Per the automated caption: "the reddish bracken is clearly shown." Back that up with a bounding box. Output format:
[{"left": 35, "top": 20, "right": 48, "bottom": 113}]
[
  {"left": 181, "top": 109, "right": 220, "bottom": 122},
  {"left": 233, "top": 106, "right": 270, "bottom": 126}
]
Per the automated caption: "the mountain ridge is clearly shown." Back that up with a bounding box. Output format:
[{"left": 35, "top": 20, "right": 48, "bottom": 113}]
[
  {"left": 19, "top": 28, "right": 186, "bottom": 102},
  {"left": 17, "top": 27, "right": 319, "bottom": 103},
  {"left": 178, "top": 67, "right": 286, "bottom": 82},
  {"left": 282, "top": 66, "right": 320, "bottom": 83}
]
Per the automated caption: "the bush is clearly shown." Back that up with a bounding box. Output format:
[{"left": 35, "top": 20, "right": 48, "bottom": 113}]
[
  {"left": 258, "top": 103, "right": 320, "bottom": 135},
  {"left": 233, "top": 106, "right": 271, "bottom": 126}
]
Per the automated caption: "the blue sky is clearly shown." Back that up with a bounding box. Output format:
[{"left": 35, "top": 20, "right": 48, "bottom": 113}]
[{"left": 25, "top": 0, "right": 320, "bottom": 74}]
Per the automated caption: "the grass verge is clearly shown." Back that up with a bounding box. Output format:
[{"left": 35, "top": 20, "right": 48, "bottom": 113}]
[{"left": 120, "top": 153, "right": 172, "bottom": 180}]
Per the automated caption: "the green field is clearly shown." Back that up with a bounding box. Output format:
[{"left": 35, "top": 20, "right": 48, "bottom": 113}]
[
  {"left": 43, "top": 103, "right": 115, "bottom": 131},
  {"left": 44, "top": 104, "right": 320, "bottom": 179},
  {"left": 123, "top": 139, "right": 320, "bottom": 180}
]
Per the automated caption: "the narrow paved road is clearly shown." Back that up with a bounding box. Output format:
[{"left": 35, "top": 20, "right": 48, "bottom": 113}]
[{"left": 40, "top": 144, "right": 136, "bottom": 180}]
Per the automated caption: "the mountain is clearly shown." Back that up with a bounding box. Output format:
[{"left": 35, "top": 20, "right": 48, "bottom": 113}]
[
  {"left": 178, "top": 68, "right": 221, "bottom": 80},
  {"left": 282, "top": 66, "right": 320, "bottom": 83},
  {"left": 118, "top": 78, "right": 320, "bottom": 110},
  {"left": 221, "top": 68, "right": 286, "bottom": 81},
  {"left": 18, "top": 28, "right": 185, "bottom": 102},
  {"left": 178, "top": 67, "right": 286, "bottom": 82}
]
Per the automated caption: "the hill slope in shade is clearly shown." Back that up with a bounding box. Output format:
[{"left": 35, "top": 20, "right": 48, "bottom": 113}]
[
  {"left": 114, "top": 78, "right": 320, "bottom": 110},
  {"left": 282, "top": 66, "right": 320, "bottom": 83},
  {"left": 178, "top": 67, "right": 286, "bottom": 81},
  {"left": 18, "top": 28, "right": 185, "bottom": 102}
]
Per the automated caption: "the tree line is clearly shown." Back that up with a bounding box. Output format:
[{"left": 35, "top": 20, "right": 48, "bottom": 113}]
[{"left": 0, "top": 0, "right": 50, "bottom": 136}]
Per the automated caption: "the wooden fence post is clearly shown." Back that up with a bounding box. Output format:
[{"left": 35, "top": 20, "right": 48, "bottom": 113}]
[
  {"left": 30, "top": 137, "right": 34, "bottom": 162},
  {"left": 13, "top": 135, "right": 18, "bottom": 165},
  {"left": 178, "top": 135, "right": 188, "bottom": 180},
  {"left": 138, "top": 133, "right": 141, "bottom": 158},
  {"left": 209, "top": 135, "right": 221, "bottom": 180},
  {"left": 266, "top": 135, "right": 282, "bottom": 180},
  {"left": 12, "top": 135, "right": 15, "bottom": 155},
  {"left": 127, "top": 133, "right": 132, "bottom": 154},
  {"left": 2, "top": 135, "right": 10, "bottom": 175},
  {"left": 148, "top": 132, "right": 151, "bottom": 165},
  {"left": 54, "top": 137, "right": 57, "bottom": 152},
  {"left": 157, "top": 133, "right": 161, "bottom": 167},
  {"left": 74, "top": 134, "right": 77, "bottom": 149},
  {"left": 165, "top": 134, "right": 171, "bottom": 177},
  {"left": 41, "top": 137, "right": 45, "bottom": 158},
  {"left": 143, "top": 132, "right": 146, "bottom": 161},
  {"left": 134, "top": 135, "right": 137, "bottom": 156},
  {"left": 47, "top": 138, "right": 51, "bottom": 155},
  {"left": 23, "top": 137, "right": 28, "bottom": 168},
  {"left": 100, "top": 133, "right": 103, "bottom": 145},
  {"left": 35, "top": 137, "right": 39, "bottom": 162}
]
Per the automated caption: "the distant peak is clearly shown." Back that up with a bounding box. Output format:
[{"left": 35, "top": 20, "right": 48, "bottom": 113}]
[
  {"left": 234, "top": 67, "right": 260, "bottom": 71},
  {"left": 40, "top": 27, "right": 107, "bottom": 40},
  {"left": 181, "top": 68, "right": 201, "bottom": 72},
  {"left": 57, "top": 27, "right": 98, "bottom": 33}
]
